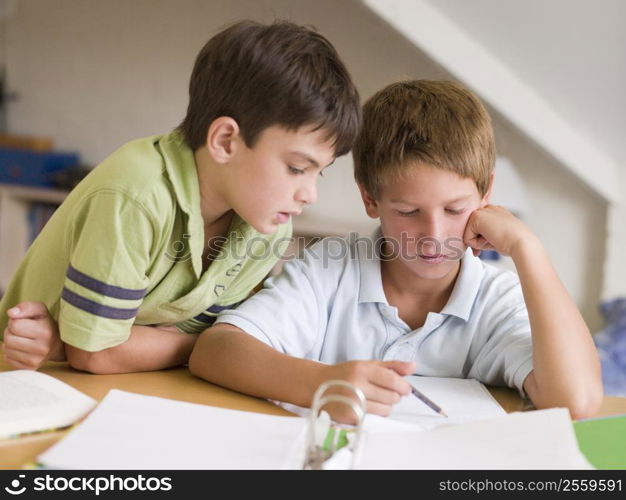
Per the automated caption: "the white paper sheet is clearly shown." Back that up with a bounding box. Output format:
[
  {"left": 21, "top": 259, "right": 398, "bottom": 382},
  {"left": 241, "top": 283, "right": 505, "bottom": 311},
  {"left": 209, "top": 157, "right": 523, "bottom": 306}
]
[
  {"left": 357, "top": 408, "right": 593, "bottom": 469},
  {"left": 389, "top": 376, "right": 506, "bottom": 429},
  {"left": 37, "top": 389, "right": 308, "bottom": 469},
  {"left": 36, "top": 384, "right": 591, "bottom": 470}
]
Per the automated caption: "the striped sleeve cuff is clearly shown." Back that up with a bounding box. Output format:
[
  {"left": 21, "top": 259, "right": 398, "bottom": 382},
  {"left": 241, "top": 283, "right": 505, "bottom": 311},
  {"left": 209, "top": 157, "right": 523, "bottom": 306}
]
[
  {"left": 59, "top": 265, "right": 148, "bottom": 351},
  {"left": 175, "top": 301, "right": 244, "bottom": 334},
  {"left": 62, "top": 265, "right": 147, "bottom": 319}
]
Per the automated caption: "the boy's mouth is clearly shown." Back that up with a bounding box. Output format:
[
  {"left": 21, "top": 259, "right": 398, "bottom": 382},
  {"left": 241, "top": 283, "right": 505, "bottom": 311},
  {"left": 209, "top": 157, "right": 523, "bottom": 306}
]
[
  {"left": 419, "top": 254, "right": 446, "bottom": 264},
  {"left": 276, "top": 212, "right": 295, "bottom": 224}
]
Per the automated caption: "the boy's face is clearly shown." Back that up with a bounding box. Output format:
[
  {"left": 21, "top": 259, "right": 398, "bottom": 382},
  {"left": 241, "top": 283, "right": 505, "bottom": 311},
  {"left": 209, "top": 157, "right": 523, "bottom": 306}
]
[
  {"left": 360, "top": 163, "right": 491, "bottom": 282},
  {"left": 224, "top": 125, "right": 336, "bottom": 234}
]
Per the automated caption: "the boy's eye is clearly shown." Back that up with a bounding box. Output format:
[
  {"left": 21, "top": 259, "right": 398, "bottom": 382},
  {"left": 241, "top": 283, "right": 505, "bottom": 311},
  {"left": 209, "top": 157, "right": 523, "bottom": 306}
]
[
  {"left": 398, "top": 209, "right": 419, "bottom": 216},
  {"left": 445, "top": 208, "right": 464, "bottom": 215},
  {"left": 288, "top": 166, "right": 305, "bottom": 175}
]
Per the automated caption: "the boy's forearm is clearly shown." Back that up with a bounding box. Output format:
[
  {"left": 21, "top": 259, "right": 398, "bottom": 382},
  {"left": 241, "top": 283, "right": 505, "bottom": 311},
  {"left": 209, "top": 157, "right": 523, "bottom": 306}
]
[
  {"left": 65, "top": 325, "right": 198, "bottom": 374},
  {"left": 512, "top": 238, "right": 602, "bottom": 418},
  {"left": 189, "top": 325, "right": 324, "bottom": 408}
]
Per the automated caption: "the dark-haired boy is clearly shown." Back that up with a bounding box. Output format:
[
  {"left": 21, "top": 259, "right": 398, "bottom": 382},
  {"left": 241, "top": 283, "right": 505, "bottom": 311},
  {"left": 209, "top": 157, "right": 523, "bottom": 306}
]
[
  {"left": 0, "top": 20, "right": 361, "bottom": 374},
  {"left": 189, "top": 80, "right": 602, "bottom": 421}
]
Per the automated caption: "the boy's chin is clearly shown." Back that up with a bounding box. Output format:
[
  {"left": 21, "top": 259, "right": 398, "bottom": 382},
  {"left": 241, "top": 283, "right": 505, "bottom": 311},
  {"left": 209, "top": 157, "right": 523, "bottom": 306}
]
[
  {"left": 405, "top": 260, "right": 459, "bottom": 280},
  {"left": 247, "top": 219, "right": 279, "bottom": 235}
]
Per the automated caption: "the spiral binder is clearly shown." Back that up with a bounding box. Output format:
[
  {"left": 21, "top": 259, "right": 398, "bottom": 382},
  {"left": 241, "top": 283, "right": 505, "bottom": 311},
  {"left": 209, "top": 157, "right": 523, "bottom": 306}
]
[{"left": 302, "top": 380, "right": 367, "bottom": 470}]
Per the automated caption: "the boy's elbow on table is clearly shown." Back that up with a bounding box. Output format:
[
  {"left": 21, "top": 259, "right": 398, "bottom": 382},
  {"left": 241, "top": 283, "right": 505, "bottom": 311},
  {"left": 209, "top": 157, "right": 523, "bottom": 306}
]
[
  {"left": 566, "top": 372, "right": 604, "bottom": 420},
  {"left": 65, "top": 345, "right": 115, "bottom": 375},
  {"left": 187, "top": 346, "right": 203, "bottom": 377},
  {"left": 567, "top": 385, "right": 604, "bottom": 420},
  {"left": 531, "top": 386, "right": 603, "bottom": 421},
  {"left": 525, "top": 371, "right": 603, "bottom": 420},
  {"left": 188, "top": 328, "right": 214, "bottom": 377}
]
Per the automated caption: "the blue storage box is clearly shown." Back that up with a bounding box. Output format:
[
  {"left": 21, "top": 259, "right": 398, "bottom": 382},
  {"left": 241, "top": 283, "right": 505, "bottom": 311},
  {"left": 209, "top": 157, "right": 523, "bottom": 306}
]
[
  {"left": 595, "top": 298, "right": 626, "bottom": 397},
  {"left": 0, "top": 147, "right": 79, "bottom": 188}
]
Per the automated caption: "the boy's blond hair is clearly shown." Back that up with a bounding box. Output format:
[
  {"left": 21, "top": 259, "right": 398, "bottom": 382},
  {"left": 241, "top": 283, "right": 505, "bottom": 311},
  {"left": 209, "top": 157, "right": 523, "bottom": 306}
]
[{"left": 353, "top": 80, "right": 495, "bottom": 198}]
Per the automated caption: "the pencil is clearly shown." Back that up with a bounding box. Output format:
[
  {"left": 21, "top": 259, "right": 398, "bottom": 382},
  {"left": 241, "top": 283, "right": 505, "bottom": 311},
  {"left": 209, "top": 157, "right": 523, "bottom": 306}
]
[{"left": 411, "top": 386, "right": 448, "bottom": 417}]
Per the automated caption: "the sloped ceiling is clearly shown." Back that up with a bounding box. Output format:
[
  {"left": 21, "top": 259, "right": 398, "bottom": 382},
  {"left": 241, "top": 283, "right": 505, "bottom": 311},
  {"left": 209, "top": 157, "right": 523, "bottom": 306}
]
[
  {"left": 429, "top": 0, "right": 626, "bottom": 167},
  {"left": 363, "top": 0, "right": 624, "bottom": 201}
]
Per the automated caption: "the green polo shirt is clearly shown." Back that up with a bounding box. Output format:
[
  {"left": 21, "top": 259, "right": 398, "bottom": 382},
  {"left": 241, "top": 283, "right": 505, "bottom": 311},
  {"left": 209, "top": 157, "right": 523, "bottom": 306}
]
[{"left": 0, "top": 131, "right": 292, "bottom": 351}]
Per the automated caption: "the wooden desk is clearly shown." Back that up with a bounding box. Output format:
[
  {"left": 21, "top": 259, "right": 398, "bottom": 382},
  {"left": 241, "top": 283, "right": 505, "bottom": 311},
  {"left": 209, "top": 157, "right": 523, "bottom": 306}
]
[{"left": 2, "top": 360, "right": 626, "bottom": 469}]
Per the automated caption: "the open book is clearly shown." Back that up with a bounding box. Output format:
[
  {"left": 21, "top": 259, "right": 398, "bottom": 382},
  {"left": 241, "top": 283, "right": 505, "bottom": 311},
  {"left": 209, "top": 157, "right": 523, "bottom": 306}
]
[
  {"left": 0, "top": 370, "right": 97, "bottom": 439},
  {"left": 35, "top": 377, "right": 592, "bottom": 469}
]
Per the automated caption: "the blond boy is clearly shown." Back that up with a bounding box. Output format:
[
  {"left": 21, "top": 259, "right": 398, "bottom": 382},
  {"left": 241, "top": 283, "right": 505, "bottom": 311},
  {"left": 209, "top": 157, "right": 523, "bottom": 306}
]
[{"left": 189, "top": 80, "right": 602, "bottom": 421}]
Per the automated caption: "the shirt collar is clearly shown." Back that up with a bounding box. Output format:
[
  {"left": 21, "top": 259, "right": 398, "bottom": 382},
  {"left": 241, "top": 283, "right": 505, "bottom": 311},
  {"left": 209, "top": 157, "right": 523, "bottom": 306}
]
[
  {"left": 357, "top": 228, "right": 389, "bottom": 304},
  {"left": 439, "top": 248, "right": 485, "bottom": 321},
  {"left": 356, "top": 227, "right": 485, "bottom": 321},
  {"left": 157, "top": 130, "right": 205, "bottom": 278}
]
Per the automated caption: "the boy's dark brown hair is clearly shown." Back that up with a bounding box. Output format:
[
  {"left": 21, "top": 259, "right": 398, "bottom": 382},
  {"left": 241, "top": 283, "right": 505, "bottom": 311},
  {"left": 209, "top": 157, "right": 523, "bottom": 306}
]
[
  {"left": 179, "top": 20, "right": 361, "bottom": 156},
  {"left": 353, "top": 80, "right": 495, "bottom": 197}
]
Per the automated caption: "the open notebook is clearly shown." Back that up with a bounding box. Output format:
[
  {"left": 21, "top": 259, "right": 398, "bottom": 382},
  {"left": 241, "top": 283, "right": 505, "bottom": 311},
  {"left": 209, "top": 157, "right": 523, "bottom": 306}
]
[
  {"left": 278, "top": 375, "right": 505, "bottom": 431},
  {"left": 35, "top": 377, "right": 591, "bottom": 469},
  {"left": 0, "top": 370, "right": 96, "bottom": 439},
  {"left": 388, "top": 375, "right": 506, "bottom": 429}
]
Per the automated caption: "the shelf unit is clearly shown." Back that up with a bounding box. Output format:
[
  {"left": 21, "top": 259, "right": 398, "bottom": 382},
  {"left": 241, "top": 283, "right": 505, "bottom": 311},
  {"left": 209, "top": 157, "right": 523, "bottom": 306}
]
[{"left": 0, "top": 184, "right": 69, "bottom": 291}]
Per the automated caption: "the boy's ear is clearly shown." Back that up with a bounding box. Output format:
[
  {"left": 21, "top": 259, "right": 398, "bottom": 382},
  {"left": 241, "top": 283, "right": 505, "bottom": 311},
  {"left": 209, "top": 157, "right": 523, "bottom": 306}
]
[
  {"left": 206, "top": 117, "right": 240, "bottom": 164},
  {"left": 481, "top": 173, "right": 495, "bottom": 207},
  {"left": 358, "top": 184, "right": 380, "bottom": 219}
]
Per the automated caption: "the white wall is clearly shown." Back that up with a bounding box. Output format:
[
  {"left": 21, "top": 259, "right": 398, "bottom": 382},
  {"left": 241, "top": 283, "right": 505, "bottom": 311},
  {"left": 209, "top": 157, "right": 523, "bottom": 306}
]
[
  {"left": 604, "top": 170, "right": 626, "bottom": 301},
  {"left": 3, "top": 0, "right": 607, "bottom": 329},
  {"left": 492, "top": 114, "right": 606, "bottom": 330}
]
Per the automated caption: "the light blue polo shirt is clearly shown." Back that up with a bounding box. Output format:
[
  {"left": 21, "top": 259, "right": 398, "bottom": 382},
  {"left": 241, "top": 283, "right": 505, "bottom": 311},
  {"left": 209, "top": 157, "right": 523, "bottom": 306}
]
[{"left": 216, "top": 230, "right": 534, "bottom": 394}]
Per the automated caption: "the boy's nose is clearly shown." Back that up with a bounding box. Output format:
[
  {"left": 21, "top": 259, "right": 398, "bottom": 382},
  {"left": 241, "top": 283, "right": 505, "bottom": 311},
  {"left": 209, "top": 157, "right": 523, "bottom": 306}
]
[
  {"left": 419, "top": 216, "right": 445, "bottom": 242},
  {"left": 295, "top": 179, "right": 318, "bottom": 205}
]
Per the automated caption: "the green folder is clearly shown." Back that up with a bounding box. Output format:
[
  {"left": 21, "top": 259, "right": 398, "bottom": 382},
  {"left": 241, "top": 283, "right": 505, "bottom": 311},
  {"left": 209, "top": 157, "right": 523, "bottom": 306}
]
[{"left": 573, "top": 414, "right": 626, "bottom": 469}]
